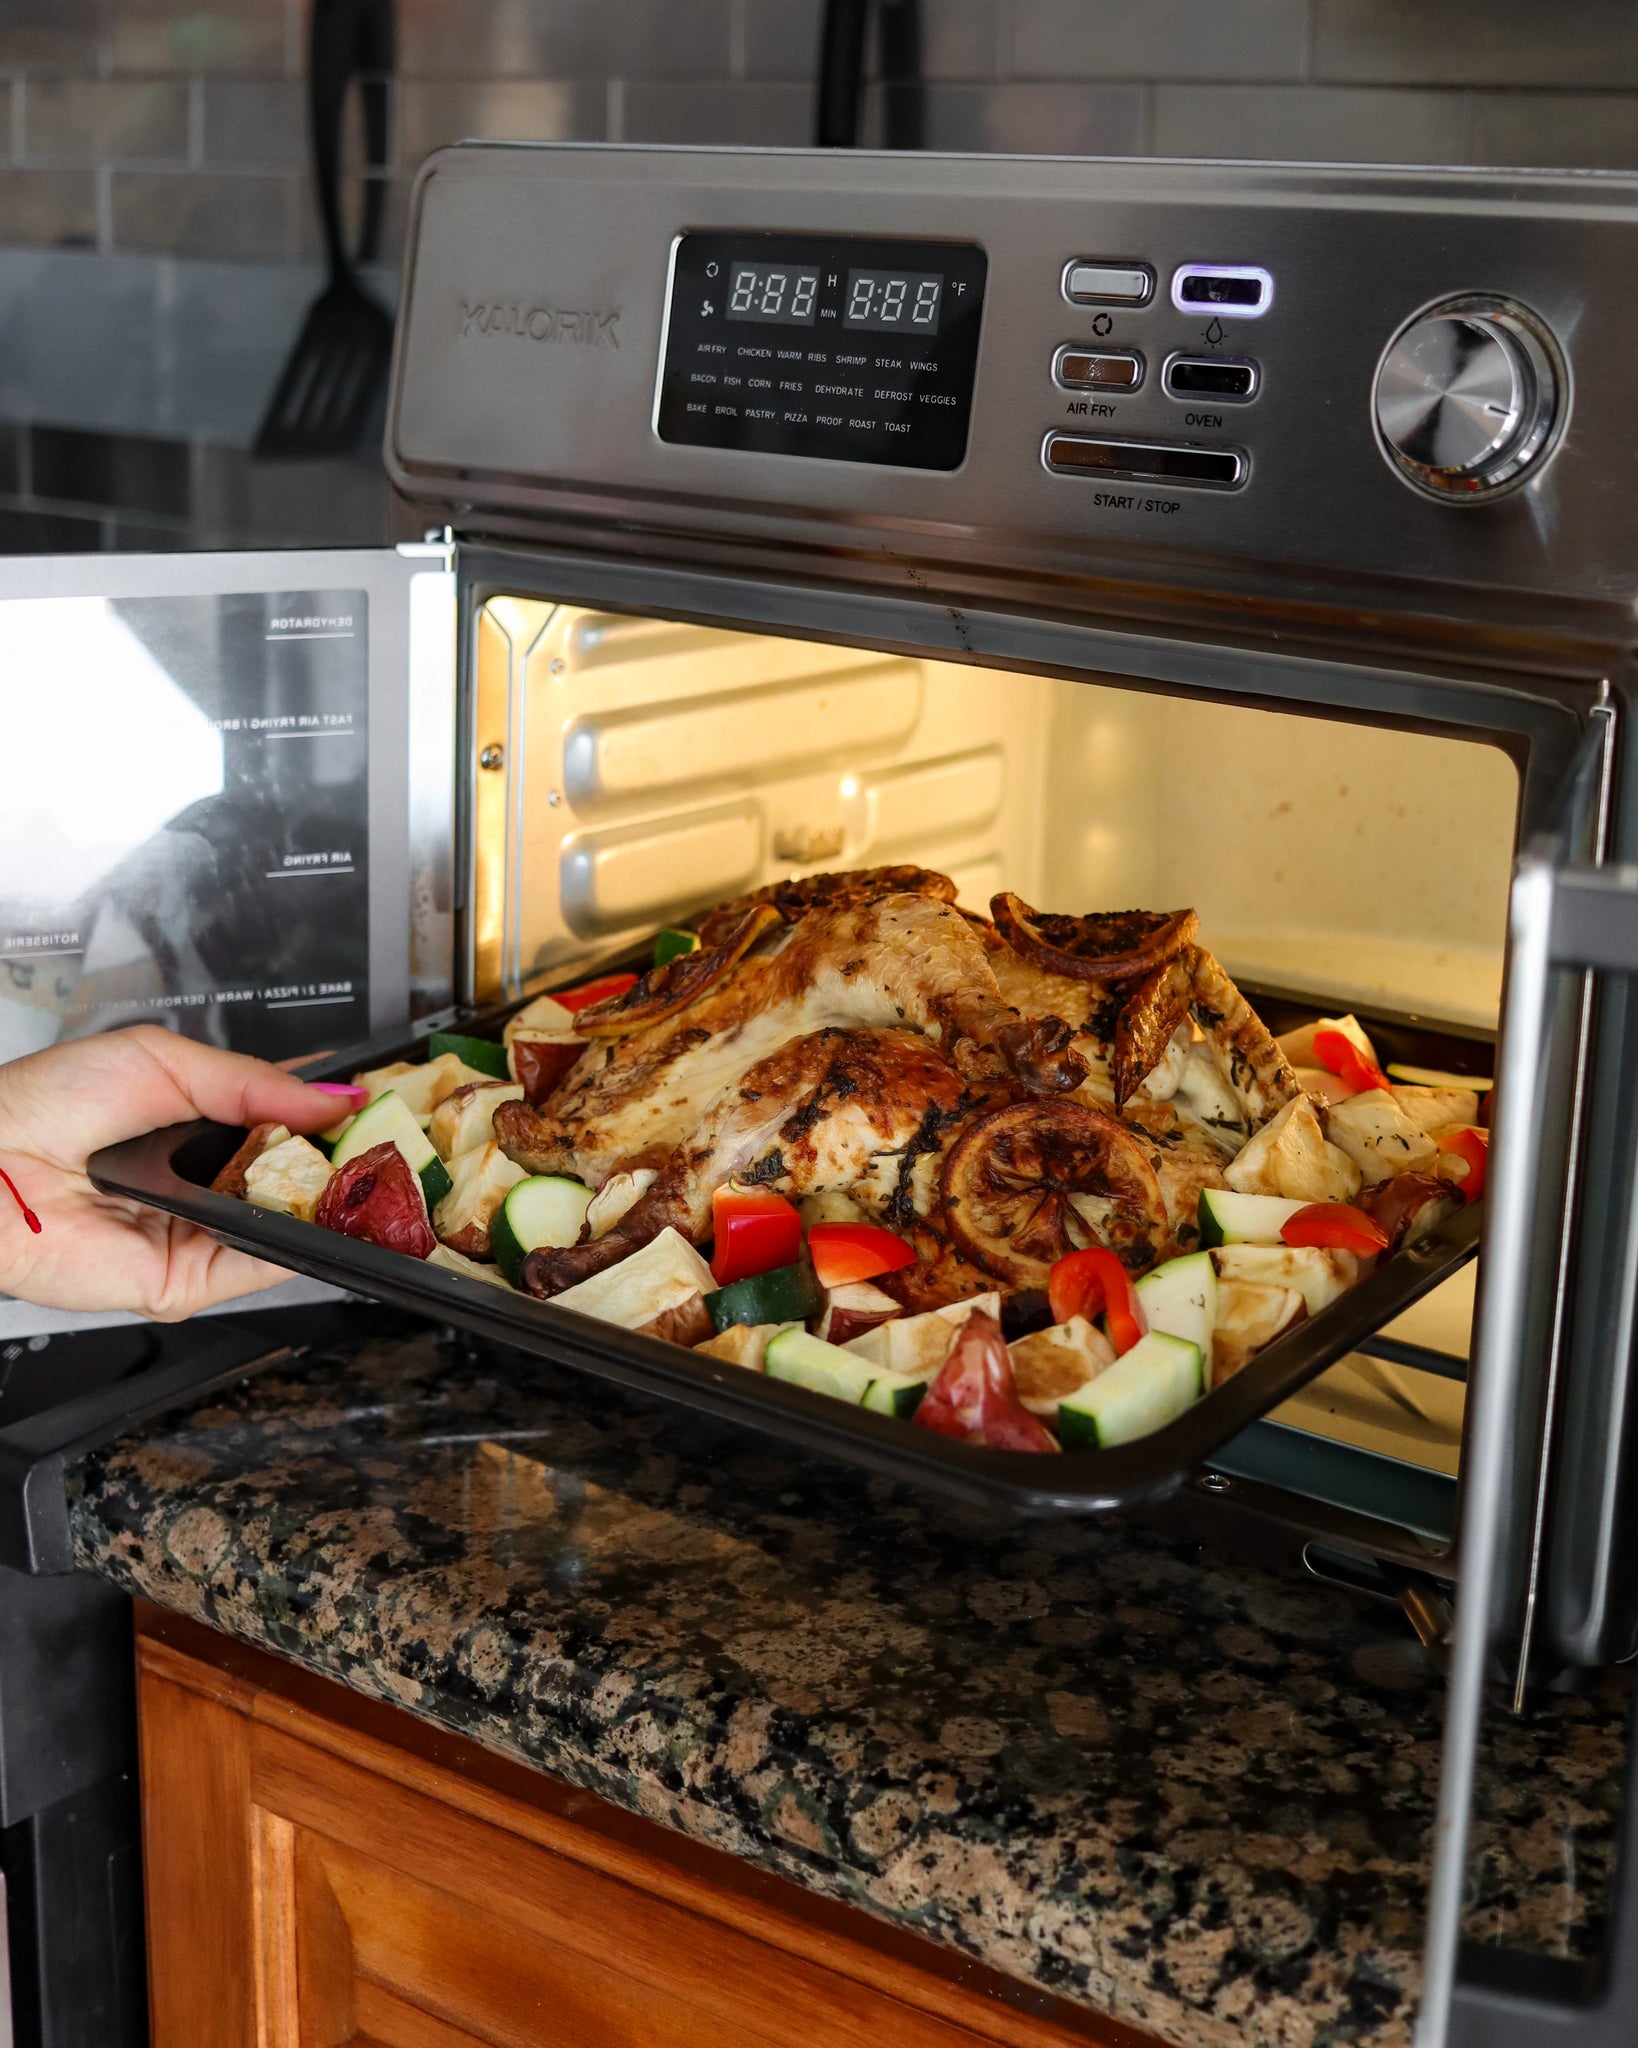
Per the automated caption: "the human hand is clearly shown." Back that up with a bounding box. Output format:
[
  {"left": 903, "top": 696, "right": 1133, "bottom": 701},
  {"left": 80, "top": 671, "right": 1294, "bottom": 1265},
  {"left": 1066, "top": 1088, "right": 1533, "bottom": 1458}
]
[{"left": 0, "top": 1025, "right": 362, "bottom": 1321}]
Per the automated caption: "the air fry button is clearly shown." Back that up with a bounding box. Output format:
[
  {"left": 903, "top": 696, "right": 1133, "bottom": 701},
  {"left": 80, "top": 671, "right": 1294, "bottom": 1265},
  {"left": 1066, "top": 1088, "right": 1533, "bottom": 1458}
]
[{"left": 1053, "top": 345, "right": 1144, "bottom": 392}]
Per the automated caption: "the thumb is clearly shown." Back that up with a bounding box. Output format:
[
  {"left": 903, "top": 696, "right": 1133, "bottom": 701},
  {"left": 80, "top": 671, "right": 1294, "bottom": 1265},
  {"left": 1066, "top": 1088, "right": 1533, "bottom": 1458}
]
[
  {"left": 126, "top": 1028, "right": 355, "bottom": 1140},
  {"left": 3, "top": 1025, "right": 352, "bottom": 1168}
]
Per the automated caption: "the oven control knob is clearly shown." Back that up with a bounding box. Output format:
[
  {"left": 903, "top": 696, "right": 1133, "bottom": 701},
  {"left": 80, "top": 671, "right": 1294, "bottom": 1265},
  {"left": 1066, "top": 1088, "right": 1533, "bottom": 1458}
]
[{"left": 1373, "top": 295, "right": 1565, "bottom": 502}]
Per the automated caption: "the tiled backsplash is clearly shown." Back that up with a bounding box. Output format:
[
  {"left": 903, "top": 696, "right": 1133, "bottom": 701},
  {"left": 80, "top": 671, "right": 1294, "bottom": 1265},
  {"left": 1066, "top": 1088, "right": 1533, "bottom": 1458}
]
[
  {"left": 4, "top": 0, "right": 1638, "bottom": 266},
  {"left": 2, "top": 0, "right": 1636, "bottom": 550}
]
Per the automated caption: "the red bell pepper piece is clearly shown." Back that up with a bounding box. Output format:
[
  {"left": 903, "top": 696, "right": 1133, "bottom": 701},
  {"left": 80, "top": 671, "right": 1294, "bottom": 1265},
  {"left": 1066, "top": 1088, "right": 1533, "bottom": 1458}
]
[
  {"left": 1312, "top": 1025, "right": 1392, "bottom": 1096},
  {"left": 1280, "top": 1202, "right": 1390, "bottom": 1255},
  {"left": 710, "top": 1181, "right": 802, "bottom": 1286},
  {"left": 1046, "top": 1245, "right": 1146, "bottom": 1354},
  {"left": 553, "top": 972, "right": 639, "bottom": 1015},
  {"left": 914, "top": 1310, "right": 1057, "bottom": 1453},
  {"left": 807, "top": 1221, "right": 916, "bottom": 1289},
  {"left": 1440, "top": 1126, "right": 1489, "bottom": 1204}
]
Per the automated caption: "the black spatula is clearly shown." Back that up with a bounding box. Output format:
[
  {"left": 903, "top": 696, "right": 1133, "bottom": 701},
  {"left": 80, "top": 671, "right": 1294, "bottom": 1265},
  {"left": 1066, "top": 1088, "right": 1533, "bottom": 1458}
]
[{"left": 255, "top": 0, "right": 396, "bottom": 459}]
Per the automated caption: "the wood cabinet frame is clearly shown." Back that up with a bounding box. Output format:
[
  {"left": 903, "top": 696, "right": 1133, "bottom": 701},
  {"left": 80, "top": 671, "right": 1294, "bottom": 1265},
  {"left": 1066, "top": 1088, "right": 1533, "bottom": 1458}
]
[{"left": 134, "top": 1604, "right": 1157, "bottom": 2048}]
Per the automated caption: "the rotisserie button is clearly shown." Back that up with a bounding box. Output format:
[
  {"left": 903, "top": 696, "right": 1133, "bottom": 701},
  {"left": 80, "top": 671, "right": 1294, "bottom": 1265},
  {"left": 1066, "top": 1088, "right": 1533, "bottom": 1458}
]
[{"left": 1062, "top": 261, "right": 1155, "bottom": 306}]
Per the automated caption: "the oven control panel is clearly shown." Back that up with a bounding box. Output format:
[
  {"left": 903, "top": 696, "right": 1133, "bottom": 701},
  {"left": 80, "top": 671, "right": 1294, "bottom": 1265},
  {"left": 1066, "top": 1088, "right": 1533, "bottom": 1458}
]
[
  {"left": 391, "top": 146, "right": 1632, "bottom": 615},
  {"left": 1042, "top": 255, "right": 1273, "bottom": 495},
  {"left": 655, "top": 232, "right": 987, "bottom": 470}
]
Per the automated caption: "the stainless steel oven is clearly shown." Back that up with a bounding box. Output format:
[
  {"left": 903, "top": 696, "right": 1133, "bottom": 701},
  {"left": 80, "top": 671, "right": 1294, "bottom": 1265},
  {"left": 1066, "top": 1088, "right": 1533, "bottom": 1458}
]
[{"left": 4, "top": 142, "right": 1637, "bottom": 2044}]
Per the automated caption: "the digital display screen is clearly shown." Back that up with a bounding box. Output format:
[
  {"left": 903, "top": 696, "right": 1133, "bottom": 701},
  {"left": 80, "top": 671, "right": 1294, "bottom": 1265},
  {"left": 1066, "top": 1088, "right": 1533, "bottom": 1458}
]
[
  {"left": 657, "top": 231, "right": 987, "bottom": 472},
  {"left": 727, "top": 264, "right": 820, "bottom": 325},
  {"left": 844, "top": 269, "right": 943, "bottom": 333}
]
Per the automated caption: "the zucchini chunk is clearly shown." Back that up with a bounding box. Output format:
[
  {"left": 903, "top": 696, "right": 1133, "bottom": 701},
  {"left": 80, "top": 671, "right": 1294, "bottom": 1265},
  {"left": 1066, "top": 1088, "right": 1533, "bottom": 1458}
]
[
  {"left": 1133, "top": 1249, "right": 1218, "bottom": 1357},
  {"left": 490, "top": 1176, "right": 595, "bottom": 1286},
  {"left": 1055, "top": 1330, "right": 1204, "bottom": 1449},
  {"left": 426, "top": 1031, "right": 511, "bottom": 1081},
  {"left": 704, "top": 1262, "right": 822, "bottom": 1334},
  {"left": 330, "top": 1092, "right": 453, "bottom": 1209},
  {"left": 1197, "top": 1188, "right": 1306, "bottom": 1248}
]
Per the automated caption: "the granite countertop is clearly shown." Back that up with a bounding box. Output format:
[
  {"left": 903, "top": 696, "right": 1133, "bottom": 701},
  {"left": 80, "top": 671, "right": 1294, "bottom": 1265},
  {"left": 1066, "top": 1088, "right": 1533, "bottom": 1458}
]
[{"left": 67, "top": 1313, "right": 1628, "bottom": 2048}]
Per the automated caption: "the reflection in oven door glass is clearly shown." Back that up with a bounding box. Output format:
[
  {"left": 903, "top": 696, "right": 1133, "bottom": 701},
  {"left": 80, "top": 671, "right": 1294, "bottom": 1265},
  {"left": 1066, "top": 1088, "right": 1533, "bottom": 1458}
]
[{"left": 0, "top": 589, "right": 370, "bottom": 1063}]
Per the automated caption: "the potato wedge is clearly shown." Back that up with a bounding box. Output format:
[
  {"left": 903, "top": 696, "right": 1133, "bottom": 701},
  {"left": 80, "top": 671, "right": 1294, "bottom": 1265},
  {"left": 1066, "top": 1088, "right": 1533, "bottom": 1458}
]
[
  {"left": 1209, "top": 1243, "right": 1361, "bottom": 1318},
  {"left": 429, "top": 1080, "right": 524, "bottom": 1163},
  {"left": 1009, "top": 1316, "right": 1116, "bottom": 1416},
  {"left": 428, "top": 1244, "right": 517, "bottom": 1291},
  {"left": 1225, "top": 1096, "right": 1361, "bottom": 1204},
  {"left": 1324, "top": 1090, "right": 1438, "bottom": 1186},
  {"left": 1390, "top": 1084, "right": 1480, "bottom": 1136},
  {"left": 550, "top": 1228, "right": 718, "bottom": 1332},
  {"left": 694, "top": 1321, "right": 797, "bottom": 1370},
  {"left": 503, "top": 993, "right": 577, "bottom": 1046},
  {"left": 637, "top": 1293, "right": 714, "bottom": 1348},
  {"left": 242, "top": 1133, "right": 332, "bottom": 1222},
  {"left": 1211, "top": 1279, "right": 1307, "bottom": 1386},
  {"left": 210, "top": 1121, "right": 290, "bottom": 1199},
  {"left": 843, "top": 1291, "right": 1003, "bottom": 1375},
  {"left": 432, "top": 1142, "right": 528, "bottom": 1259},
  {"left": 817, "top": 1281, "right": 901, "bottom": 1347},
  {"left": 586, "top": 1168, "right": 658, "bottom": 1239}
]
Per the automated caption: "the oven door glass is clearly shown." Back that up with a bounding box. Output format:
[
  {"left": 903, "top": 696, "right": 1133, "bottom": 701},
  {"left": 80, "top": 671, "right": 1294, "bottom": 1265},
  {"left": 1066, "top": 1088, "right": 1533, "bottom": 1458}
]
[
  {"left": 1419, "top": 710, "right": 1638, "bottom": 2048},
  {"left": 0, "top": 545, "right": 454, "bottom": 1065}
]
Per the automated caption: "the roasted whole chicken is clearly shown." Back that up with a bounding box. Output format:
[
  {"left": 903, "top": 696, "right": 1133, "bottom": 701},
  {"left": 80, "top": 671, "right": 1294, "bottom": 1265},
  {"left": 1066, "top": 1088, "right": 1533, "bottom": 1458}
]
[{"left": 496, "top": 867, "right": 1302, "bottom": 1303}]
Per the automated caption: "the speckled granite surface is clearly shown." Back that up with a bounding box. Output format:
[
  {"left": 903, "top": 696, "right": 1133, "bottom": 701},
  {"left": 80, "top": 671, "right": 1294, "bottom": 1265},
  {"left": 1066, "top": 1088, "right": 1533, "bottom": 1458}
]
[{"left": 66, "top": 1315, "right": 1629, "bottom": 2048}]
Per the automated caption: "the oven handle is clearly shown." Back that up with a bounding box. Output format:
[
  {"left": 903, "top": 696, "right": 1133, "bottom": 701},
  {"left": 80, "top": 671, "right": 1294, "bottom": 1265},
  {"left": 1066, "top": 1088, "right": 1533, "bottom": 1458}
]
[{"left": 1420, "top": 841, "right": 1638, "bottom": 2048}]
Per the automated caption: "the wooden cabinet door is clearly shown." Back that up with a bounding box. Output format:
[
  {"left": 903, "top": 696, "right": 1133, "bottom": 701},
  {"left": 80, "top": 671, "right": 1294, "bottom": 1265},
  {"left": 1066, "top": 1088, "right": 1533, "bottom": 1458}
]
[{"left": 136, "top": 1608, "right": 1156, "bottom": 2048}]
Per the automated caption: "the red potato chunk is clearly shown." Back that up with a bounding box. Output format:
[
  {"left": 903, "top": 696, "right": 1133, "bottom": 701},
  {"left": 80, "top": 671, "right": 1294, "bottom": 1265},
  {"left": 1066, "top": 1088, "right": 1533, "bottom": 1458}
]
[{"left": 315, "top": 1142, "right": 435, "bottom": 1259}]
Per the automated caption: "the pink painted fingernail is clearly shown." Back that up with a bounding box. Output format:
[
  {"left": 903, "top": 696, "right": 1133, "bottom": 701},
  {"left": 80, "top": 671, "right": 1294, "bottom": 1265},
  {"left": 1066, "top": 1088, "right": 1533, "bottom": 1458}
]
[{"left": 311, "top": 1081, "right": 367, "bottom": 1103}]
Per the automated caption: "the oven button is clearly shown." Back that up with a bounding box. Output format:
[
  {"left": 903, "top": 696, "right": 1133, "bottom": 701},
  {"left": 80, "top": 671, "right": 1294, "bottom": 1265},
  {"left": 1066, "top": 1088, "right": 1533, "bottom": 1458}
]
[
  {"left": 1062, "top": 261, "right": 1154, "bottom": 307},
  {"left": 1053, "top": 345, "right": 1144, "bottom": 391},
  {"left": 1373, "top": 294, "right": 1566, "bottom": 502}
]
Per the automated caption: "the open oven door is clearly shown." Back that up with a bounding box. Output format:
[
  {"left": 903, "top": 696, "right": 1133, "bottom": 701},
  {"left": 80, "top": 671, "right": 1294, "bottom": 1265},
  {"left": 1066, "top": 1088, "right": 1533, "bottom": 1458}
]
[
  {"left": 0, "top": 543, "right": 456, "bottom": 1069},
  {"left": 1419, "top": 703, "right": 1638, "bottom": 2046},
  {"left": 0, "top": 541, "right": 454, "bottom": 1354}
]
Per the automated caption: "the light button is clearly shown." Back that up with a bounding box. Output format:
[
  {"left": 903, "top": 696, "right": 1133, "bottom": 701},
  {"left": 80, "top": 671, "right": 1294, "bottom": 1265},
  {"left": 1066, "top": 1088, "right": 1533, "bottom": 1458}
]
[
  {"left": 1054, "top": 346, "right": 1143, "bottom": 391},
  {"left": 1063, "top": 261, "right": 1155, "bottom": 306}
]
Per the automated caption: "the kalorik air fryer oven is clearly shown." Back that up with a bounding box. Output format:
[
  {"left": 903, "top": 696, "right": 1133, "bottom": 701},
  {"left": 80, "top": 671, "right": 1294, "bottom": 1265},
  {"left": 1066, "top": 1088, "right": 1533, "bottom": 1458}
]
[{"left": 3, "top": 144, "right": 1635, "bottom": 2045}]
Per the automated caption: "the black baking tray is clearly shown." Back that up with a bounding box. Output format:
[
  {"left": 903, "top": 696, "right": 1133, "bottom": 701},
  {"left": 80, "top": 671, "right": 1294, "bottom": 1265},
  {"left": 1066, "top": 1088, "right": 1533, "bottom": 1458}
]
[{"left": 87, "top": 978, "right": 1486, "bottom": 1519}]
